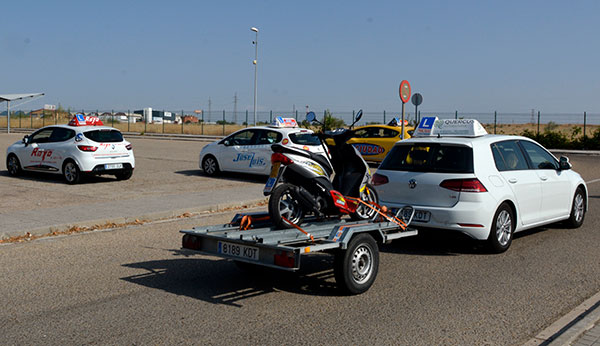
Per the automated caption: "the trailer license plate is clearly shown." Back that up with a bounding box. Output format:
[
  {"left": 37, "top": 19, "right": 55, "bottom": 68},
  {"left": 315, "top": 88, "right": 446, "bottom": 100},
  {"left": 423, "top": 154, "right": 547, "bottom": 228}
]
[
  {"left": 218, "top": 241, "right": 259, "bottom": 261},
  {"left": 104, "top": 163, "right": 123, "bottom": 170}
]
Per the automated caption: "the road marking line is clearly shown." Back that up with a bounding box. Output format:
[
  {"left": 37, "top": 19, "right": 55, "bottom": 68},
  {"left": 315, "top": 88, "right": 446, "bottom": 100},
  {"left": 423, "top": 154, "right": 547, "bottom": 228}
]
[{"left": 585, "top": 178, "right": 600, "bottom": 185}]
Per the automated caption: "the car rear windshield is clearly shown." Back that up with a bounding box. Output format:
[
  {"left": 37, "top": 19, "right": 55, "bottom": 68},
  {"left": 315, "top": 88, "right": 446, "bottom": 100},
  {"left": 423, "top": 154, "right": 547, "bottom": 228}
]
[
  {"left": 379, "top": 143, "right": 474, "bottom": 173},
  {"left": 288, "top": 132, "right": 321, "bottom": 146},
  {"left": 84, "top": 129, "right": 123, "bottom": 143}
]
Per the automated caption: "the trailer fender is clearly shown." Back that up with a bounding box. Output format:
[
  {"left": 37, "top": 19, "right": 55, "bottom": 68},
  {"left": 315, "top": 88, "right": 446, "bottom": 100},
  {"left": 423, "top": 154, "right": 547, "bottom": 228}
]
[{"left": 328, "top": 223, "right": 384, "bottom": 249}]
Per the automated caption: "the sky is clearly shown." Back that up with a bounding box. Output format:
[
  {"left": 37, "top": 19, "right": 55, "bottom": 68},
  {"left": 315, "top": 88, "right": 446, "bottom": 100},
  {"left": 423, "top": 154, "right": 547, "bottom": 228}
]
[{"left": 1, "top": 0, "right": 599, "bottom": 114}]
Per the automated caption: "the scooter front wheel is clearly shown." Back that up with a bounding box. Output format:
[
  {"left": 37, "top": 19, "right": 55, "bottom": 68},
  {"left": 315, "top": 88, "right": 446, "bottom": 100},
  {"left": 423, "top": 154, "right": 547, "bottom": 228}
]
[
  {"left": 350, "top": 183, "right": 379, "bottom": 221},
  {"left": 268, "top": 183, "right": 304, "bottom": 229}
]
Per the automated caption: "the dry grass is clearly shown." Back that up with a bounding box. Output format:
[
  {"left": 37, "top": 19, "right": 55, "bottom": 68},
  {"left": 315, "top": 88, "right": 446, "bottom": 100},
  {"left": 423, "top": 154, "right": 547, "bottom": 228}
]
[{"left": 1, "top": 116, "right": 597, "bottom": 139}]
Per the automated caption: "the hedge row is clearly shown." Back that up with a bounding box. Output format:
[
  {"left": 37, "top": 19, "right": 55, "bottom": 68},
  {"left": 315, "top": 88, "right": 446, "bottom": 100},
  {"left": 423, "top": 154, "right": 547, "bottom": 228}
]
[{"left": 520, "top": 128, "right": 600, "bottom": 150}]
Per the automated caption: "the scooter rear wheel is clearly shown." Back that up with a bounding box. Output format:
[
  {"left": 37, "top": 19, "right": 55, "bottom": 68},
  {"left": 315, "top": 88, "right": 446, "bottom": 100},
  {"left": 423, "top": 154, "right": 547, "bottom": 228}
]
[
  {"left": 350, "top": 183, "right": 379, "bottom": 221},
  {"left": 268, "top": 183, "right": 304, "bottom": 229}
]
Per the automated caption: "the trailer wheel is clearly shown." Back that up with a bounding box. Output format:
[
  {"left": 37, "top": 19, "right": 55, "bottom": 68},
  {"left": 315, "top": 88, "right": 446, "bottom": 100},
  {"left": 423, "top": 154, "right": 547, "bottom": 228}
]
[{"left": 334, "top": 233, "right": 379, "bottom": 295}]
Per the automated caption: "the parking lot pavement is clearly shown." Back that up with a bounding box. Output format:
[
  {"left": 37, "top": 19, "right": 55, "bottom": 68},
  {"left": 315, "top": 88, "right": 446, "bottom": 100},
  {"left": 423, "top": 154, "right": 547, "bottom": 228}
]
[{"left": 0, "top": 134, "right": 267, "bottom": 239}]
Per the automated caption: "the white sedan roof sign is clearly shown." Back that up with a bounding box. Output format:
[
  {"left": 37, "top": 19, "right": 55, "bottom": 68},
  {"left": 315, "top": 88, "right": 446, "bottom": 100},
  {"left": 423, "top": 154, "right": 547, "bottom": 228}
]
[{"left": 414, "top": 117, "right": 488, "bottom": 137}]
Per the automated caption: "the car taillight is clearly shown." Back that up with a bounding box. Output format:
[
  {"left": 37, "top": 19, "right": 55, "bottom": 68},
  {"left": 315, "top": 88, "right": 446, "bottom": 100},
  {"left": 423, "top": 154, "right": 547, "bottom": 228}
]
[
  {"left": 77, "top": 145, "right": 98, "bottom": 152},
  {"left": 440, "top": 178, "right": 487, "bottom": 192},
  {"left": 126, "top": 144, "right": 132, "bottom": 150},
  {"left": 271, "top": 152, "right": 294, "bottom": 165},
  {"left": 372, "top": 173, "right": 389, "bottom": 186}
]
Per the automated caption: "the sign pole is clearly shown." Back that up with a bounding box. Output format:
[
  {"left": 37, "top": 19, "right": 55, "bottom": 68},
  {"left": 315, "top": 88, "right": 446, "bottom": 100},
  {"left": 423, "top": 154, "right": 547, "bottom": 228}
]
[
  {"left": 398, "top": 80, "right": 411, "bottom": 140},
  {"left": 401, "top": 102, "right": 405, "bottom": 139}
]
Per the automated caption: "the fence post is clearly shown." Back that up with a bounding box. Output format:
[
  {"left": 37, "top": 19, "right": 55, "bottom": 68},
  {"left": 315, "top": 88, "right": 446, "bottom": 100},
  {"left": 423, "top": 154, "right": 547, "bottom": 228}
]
[
  {"left": 383, "top": 110, "right": 386, "bottom": 124},
  {"left": 181, "top": 110, "right": 184, "bottom": 134},
  {"left": 222, "top": 110, "right": 225, "bottom": 135},
  {"left": 30, "top": 110, "right": 33, "bottom": 128},
  {"left": 295, "top": 110, "right": 298, "bottom": 121},
  {"left": 128, "top": 110, "right": 130, "bottom": 132},
  {"left": 583, "top": 111, "right": 587, "bottom": 138},
  {"left": 111, "top": 110, "right": 114, "bottom": 127},
  {"left": 494, "top": 111, "right": 497, "bottom": 134},
  {"left": 455, "top": 110, "right": 458, "bottom": 119},
  {"left": 144, "top": 112, "right": 147, "bottom": 134},
  {"left": 19, "top": 112, "right": 21, "bottom": 128},
  {"left": 270, "top": 110, "right": 272, "bottom": 123},
  {"left": 162, "top": 110, "right": 165, "bottom": 133},
  {"left": 43, "top": 110, "right": 45, "bottom": 127},
  {"left": 246, "top": 110, "right": 248, "bottom": 128},
  {"left": 202, "top": 112, "right": 204, "bottom": 135},
  {"left": 537, "top": 111, "right": 540, "bottom": 136}
]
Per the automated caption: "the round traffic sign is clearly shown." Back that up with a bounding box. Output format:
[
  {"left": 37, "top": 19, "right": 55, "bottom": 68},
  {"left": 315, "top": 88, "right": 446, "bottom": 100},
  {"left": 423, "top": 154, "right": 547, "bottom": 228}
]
[
  {"left": 399, "top": 80, "right": 411, "bottom": 103},
  {"left": 411, "top": 93, "right": 423, "bottom": 106}
]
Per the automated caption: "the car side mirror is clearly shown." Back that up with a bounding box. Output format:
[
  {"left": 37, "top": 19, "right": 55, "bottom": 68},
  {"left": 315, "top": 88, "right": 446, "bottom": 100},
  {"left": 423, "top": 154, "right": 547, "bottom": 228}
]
[
  {"left": 559, "top": 156, "right": 572, "bottom": 170},
  {"left": 22, "top": 135, "right": 29, "bottom": 145},
  {"left": 223, "top": 139, "right": 231, "bottom": 146}
]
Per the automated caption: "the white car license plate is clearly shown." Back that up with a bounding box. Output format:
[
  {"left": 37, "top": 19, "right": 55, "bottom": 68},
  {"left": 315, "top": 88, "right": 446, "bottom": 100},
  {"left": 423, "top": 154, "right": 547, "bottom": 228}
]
[
  {"left": 395, "top": 208, "right": 431, "bottom": 223},
  {"left": 218, "top": 241, "right": 259, "bottom": 261},
  {"left": 412, "top": 210, "right": 431, "bottom": 222},
  {"left": 105, "top": 163, "right": 123, "bottom": 170}
]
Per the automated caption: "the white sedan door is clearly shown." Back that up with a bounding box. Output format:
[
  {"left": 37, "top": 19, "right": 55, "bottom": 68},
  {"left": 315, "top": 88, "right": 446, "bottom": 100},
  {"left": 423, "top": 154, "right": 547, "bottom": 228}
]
[{"left": 519, "top": 141, "right": 572, "bottom": 219}]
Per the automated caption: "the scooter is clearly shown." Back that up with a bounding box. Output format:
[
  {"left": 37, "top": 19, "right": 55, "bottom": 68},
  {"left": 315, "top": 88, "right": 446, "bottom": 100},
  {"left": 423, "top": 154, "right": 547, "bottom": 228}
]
[{"left": 263, "top": 110, "right": 379, "bottom": 229}]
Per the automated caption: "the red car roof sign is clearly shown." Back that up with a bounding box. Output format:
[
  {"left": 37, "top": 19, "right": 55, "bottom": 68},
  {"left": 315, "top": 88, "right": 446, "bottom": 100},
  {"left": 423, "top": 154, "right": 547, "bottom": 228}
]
[
  {"left": 270, "top": 117, "right": 297, "bottom": 128},
  {"left": 69, "top": 114, "right": 104, "bottom": 126}
]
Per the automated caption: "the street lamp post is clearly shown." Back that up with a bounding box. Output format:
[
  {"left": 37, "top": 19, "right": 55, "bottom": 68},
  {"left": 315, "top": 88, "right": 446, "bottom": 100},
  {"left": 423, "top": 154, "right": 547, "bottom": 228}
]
[{"left": 251, "top": 27, "right": 259, "bottom": 126}]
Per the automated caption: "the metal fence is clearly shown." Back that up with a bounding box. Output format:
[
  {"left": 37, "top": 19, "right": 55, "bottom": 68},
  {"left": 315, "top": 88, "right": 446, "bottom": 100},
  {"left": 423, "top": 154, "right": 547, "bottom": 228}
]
[{"left": 1, "top": 109, "right": 599, "bottom": 137}]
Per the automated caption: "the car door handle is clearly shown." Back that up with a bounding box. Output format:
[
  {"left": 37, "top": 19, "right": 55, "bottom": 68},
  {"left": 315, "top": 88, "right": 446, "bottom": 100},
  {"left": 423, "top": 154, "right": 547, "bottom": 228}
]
[
  {"left": 539, "top": 176, "right": 548, "bottom": 181},
  {"left": 508, "top": 178, "right": 518, "bottom": 184}
]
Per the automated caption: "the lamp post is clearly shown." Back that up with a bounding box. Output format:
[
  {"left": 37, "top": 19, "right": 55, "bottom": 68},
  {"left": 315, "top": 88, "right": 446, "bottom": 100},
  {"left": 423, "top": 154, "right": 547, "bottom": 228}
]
[{"left": 251, "top": 27, "right": 259, "bottom": 126}]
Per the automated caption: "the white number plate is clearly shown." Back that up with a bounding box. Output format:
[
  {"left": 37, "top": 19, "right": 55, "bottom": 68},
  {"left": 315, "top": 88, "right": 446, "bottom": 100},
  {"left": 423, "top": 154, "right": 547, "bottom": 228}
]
[
  {"left": 218, "top": 241, "right": 259, "bottom": 261},
  {"left": 104, "top": 163, "right": 123, "bottom": 170},
  {"left": 396, "top": 208, "right": 431, "bottom": 223}
]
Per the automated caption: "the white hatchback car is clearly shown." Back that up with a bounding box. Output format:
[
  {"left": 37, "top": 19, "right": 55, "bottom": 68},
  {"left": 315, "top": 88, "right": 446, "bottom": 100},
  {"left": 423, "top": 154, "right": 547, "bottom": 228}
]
[
  {"left": 6, "top": 115, "right": 135, "bottom": 184},
  {"left": 373, "top": 118, "right": 587, "bottom": 252},
  {"left": 199, "top": 117, "right": 326, "bottom": 176}
]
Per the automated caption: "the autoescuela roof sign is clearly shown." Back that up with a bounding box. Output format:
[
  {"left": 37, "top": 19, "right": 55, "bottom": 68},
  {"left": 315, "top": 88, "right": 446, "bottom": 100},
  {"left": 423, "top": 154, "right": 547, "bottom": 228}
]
[{"left": 414, "top": 117, "right": 488, "bottom": 137}]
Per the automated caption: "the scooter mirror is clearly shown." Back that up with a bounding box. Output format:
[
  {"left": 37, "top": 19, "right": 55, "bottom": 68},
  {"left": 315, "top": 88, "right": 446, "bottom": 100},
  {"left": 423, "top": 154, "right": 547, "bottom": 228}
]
[
  {"left": 306, "top": 111, "right": 316, "bottom": 122},
  {"left": 355, "top": 110, "right": 363, "bottom": 122}
]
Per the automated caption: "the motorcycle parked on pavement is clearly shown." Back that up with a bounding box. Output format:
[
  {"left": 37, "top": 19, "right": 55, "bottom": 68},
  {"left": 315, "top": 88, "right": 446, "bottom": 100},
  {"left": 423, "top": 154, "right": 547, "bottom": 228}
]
[{"left": 263, "top": 110, "right": 379, "bottom": 229}]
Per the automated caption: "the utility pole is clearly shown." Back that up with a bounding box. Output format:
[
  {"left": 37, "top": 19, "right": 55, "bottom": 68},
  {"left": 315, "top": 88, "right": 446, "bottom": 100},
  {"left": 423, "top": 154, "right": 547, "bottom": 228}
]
[
  {"left": 208, "top": 97, "right": 212, "bottom": 123},
  {"left": 233, "top": 93, "right": 238, "bottom": 124}
]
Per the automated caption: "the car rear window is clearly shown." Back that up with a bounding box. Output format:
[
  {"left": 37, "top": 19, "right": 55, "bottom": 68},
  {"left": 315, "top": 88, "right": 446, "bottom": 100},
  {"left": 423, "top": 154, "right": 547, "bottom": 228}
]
[
  {"left": 289, "top": 132, "right": 321, "bottom": 146},
  {"left": 84, "top": 129, "right": 123, "bottom": 143},
  {"left": 380, "top": 143, "right": 474, "bottom": 173}
]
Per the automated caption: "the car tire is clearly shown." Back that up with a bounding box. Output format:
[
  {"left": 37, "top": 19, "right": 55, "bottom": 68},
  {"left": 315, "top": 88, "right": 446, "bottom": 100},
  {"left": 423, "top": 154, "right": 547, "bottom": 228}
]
[
  {"left": 487, "top": 202, "right": 514, "bottom": 253},
  {"left": 350, "top": 183, "right": 379, "bottom": 221},
  {"left": 6, "top": 154, "right": 22, "bottom": 177},
  {"left": 268, "top": 183, "right": 304, "bottom": 229},
  {"left": 566, "top": 187, "right": 586, "bottom": 228},
  {"left": 202, "top": 155, "right": 220, "bottom": 176},
  {"left": 334, "top": 233, "right": 379, "bottom": 295},
  {"left": 115, "top": 168, "right": 133, "bottom": 181},
  {"left": 63, "top": 160, "right": 81, "bottom": 184}
]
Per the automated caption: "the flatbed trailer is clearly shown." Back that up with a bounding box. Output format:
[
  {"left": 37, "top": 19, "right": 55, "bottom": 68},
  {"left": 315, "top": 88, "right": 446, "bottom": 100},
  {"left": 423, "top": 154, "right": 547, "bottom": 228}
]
[{"left": 181, "top": 211, "right": 418, "bottom": 294}]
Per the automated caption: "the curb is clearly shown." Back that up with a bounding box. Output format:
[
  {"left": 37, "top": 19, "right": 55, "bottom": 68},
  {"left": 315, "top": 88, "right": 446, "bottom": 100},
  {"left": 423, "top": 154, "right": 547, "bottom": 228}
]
[
  {"left": 1, "top": 197, "right": 268, "bottom": 241},
  {"left": 524, "top": 291, "right": 600, "bottom": 345}
]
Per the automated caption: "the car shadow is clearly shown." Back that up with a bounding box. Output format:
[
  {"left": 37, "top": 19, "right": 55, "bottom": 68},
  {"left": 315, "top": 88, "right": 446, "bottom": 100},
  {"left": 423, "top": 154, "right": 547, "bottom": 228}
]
[
  {"left": 381, "top": 228, "right": 486, "bottom": 256},
  {"left": 174, "top": 169, "right": 267, "bottom": 184},
  {"left": 1, "top": 170, "right": 117, "bottom": 184},
  {"left": 120, "top": 249, "right": 340, "bottom": 306}
]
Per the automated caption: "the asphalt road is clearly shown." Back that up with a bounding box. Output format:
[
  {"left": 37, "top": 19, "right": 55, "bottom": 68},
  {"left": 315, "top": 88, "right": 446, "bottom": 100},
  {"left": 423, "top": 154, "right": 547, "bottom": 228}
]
[{"left": 1, "top": 154, "right": 599, "bottom": 345}]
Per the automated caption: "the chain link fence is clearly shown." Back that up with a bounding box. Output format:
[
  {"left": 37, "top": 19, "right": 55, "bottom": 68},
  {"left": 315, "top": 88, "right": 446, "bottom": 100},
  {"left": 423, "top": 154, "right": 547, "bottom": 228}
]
[{"left": 1, "top": 109, "right": 599, "bottom": 137}]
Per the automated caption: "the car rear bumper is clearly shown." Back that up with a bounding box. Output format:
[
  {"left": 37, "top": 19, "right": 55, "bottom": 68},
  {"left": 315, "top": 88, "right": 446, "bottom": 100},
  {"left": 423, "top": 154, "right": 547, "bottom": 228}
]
[
  {"left": 78, "top": 155, "right": 135, "bottom": 172},
  {"left": 382, "top": 199, "right": 495, "bottom": 240}
]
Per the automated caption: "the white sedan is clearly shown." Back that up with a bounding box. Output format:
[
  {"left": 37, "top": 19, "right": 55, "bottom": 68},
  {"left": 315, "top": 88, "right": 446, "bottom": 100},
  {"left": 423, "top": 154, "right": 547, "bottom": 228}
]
[
  {"left": 373, "top": 118, "right": 587, "bottom": 253},
  {"left": 6, "top": 115, "right": 135, "bottom": 184},
  {"left": 200, "top": 118, "right": 325, "bottom": 176}
]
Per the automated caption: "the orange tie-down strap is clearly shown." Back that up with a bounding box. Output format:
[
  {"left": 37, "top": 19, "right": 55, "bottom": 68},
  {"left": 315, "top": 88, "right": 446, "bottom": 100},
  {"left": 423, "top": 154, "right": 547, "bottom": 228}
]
[
  {"left": 282, "top": 216, "right": 315, "bottom": 242},
  {"left": 239, "top": 214, "right": 271, "bottom": 231},
  {"left": 344, "top": 196, "right": 408, "bottom": 230}
]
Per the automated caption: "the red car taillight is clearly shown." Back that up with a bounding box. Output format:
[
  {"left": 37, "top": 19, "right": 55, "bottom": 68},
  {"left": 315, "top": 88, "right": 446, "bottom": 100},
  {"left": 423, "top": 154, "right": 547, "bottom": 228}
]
[
  {"left": 126, "top": 144, "right": 132, "bottom": 150},
  {"left": 440, "top": 178, "right": 487, "bottom": 192},
  {"left": 372, "top": 173, "right": 389, "bottom": 186},
  {"left": 77, "top": 145, "right": 98, "bottom": 152},
  {"left": 271, "top": 152, "right": 294, "bottom": 165}
]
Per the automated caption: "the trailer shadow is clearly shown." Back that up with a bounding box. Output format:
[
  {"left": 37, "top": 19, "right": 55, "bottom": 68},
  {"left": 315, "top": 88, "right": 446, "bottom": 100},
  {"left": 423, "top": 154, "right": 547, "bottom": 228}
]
[
  {"left": 381, "top": 229, "right": 486, "bottom": 256},
  {"left": 120, "top": 249, "right": 339, "bottom": 307}
]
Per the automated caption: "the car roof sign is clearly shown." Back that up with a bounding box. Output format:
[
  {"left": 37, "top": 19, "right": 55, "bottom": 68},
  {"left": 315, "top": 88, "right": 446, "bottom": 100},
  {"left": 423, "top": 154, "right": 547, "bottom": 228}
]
[
  {"left": 270, "top": 117, "right": 297, "bottom": 128},
  {"left": 68, "top": 114, "right": 104, "bottom": 126},
  {"left": 387, "top": 117, "right": 408, "bottom": 127},
  {"left": 413, "top": 117, "right": 488, "bottom": 137}
]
